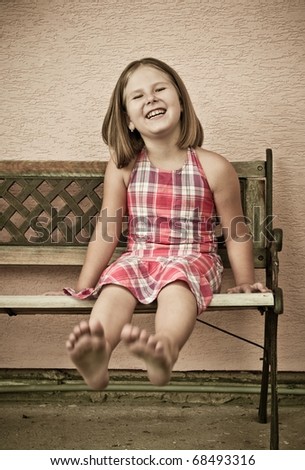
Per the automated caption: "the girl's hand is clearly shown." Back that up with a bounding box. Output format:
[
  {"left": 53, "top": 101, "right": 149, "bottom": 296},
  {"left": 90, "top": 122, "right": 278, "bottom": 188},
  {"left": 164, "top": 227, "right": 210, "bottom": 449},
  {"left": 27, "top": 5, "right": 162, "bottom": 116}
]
[{"left": 227, "top": 282, "right": 271, "bottom": 294}]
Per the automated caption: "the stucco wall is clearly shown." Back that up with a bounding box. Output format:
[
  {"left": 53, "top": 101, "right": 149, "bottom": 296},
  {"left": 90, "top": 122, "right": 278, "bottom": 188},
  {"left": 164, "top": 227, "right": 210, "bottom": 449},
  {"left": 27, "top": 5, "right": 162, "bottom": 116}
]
[{"left": 1, "top": 0, "right": 305, "bottom": 372}]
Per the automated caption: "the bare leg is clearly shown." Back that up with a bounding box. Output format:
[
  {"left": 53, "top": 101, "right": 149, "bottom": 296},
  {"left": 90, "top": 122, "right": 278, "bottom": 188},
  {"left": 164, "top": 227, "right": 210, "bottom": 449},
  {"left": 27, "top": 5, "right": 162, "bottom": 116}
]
[
  {"left": 121, "top": 281, "right": 197, "bottom": 385},
  {"left": 66, "top": 285, "right": 137, "bottom": 390}
]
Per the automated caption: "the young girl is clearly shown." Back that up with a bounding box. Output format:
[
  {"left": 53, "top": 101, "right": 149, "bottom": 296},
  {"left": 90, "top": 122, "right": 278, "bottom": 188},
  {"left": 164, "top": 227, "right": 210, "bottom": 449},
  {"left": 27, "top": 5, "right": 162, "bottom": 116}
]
[{"left": 64, "top": 57, "right": 268, "bottom": 390}]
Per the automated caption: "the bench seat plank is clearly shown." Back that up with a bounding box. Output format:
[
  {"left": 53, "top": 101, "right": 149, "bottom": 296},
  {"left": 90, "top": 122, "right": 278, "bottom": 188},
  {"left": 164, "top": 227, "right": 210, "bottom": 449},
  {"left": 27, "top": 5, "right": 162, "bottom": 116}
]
[{"left": 0, "top": 293, "right": 274, "bottom": 314}]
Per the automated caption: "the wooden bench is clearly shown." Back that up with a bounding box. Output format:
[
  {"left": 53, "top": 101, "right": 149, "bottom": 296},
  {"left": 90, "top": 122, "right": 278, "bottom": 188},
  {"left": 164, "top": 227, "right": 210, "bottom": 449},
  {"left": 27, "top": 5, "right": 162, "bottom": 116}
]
[{"left": 0, "top": 149, "right": 283, "bottom": 449}]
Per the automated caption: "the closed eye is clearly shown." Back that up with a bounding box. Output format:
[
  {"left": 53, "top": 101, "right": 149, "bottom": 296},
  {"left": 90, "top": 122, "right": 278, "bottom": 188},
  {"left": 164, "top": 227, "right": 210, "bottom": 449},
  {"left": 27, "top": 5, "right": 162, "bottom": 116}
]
[
  {"left": 132, "top": 94, "right": 143, "bottom": 100},
  {"left": 155, "top": 87, "right": 166, "bottom": 92}
]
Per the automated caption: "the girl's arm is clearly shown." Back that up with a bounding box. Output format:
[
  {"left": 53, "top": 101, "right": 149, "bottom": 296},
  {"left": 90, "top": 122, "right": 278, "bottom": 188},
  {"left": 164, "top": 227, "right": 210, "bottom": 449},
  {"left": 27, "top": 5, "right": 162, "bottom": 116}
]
[
  {"left": 200, "top": 149, "right": 269, "bottom": 293},
  {"left": 214, "top": 161, "right": 255, "bottom": 290},
  {"left": 75, "top": 158, "right": 127, "bottom": 291}
]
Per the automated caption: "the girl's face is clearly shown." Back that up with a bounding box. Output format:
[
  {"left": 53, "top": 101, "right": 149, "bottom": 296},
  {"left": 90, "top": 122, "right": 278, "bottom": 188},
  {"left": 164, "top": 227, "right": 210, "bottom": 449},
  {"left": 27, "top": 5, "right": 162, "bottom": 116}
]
[{"left": 124, "top": 65, "right": 182, "bottom": 143}]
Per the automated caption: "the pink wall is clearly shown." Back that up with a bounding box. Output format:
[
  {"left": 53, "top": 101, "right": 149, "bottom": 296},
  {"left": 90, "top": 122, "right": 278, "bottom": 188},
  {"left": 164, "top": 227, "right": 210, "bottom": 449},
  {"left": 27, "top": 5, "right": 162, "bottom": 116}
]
[{"left": 1, "top": 0, "right": 305, "bottom": 372}]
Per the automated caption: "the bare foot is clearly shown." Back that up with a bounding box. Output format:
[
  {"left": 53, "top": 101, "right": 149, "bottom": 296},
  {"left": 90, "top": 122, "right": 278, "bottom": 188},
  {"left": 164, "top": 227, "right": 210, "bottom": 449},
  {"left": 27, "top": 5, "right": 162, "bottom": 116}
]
[
  {"left": 66, "top": 319, "right": 110, "bottom": 390},
  {"left": 120, "top": 324, "right": 178, "bottom": 386}
]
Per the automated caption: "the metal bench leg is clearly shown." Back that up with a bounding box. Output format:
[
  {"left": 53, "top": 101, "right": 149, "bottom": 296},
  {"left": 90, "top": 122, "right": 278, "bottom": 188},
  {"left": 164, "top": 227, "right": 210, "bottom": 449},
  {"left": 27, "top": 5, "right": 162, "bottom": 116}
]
[
  {"left": 258, "top": 311, "right": 269, "bottom": 424},
  {"left": 258, "top": 310, "right": 279, "bottom": 449},
  {"left": 269, "top": 310, "right": 279, "bottom": 450}
]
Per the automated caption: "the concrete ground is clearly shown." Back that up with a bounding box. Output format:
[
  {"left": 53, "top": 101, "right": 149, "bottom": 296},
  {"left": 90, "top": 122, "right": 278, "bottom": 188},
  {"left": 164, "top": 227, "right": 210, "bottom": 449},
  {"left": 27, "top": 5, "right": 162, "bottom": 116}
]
[{"left": 0, "top": 382, "right": 305, "bottom": 450}]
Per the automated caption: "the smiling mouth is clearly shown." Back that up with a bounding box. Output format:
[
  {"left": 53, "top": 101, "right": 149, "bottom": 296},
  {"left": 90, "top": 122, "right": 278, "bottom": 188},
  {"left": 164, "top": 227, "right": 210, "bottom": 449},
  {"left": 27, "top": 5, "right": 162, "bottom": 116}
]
[{"left": 146, "top": 109, "right": 166, "bottom": 119}]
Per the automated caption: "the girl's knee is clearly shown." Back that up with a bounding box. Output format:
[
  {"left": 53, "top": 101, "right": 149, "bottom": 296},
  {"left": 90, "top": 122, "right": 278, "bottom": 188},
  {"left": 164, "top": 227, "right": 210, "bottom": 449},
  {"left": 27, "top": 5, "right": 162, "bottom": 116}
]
[{"left": 100, "top": 284, "right": 137, "bottom": 304}]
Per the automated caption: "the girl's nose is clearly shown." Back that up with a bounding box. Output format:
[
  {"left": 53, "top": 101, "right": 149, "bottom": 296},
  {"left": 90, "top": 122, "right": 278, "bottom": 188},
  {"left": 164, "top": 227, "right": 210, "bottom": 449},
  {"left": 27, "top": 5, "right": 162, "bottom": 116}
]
[{"left": 146, "top": 93, "right": 157, "bottom": 105}]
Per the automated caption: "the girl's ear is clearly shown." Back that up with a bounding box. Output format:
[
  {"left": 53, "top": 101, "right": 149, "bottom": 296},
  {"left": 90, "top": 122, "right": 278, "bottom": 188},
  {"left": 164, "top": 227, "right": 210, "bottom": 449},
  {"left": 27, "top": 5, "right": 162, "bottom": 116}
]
[
  {"left": 128, "top": 122, "right": 135, "bottom": 132},
  {"left": 124, "top": 111, "right": 135, "bottom": 132}
]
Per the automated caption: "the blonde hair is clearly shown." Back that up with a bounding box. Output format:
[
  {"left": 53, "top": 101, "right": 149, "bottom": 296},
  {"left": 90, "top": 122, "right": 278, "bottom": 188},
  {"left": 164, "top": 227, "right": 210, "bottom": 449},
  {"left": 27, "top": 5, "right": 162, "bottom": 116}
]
[{"left": 102, "top": 58, "right": 203, "bottom": 168}]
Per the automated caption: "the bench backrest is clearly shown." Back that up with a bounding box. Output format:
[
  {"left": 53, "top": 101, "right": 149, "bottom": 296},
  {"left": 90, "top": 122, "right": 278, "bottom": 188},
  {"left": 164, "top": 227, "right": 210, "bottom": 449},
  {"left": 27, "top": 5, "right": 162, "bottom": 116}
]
[{"left": 0, "top": 150, "right": 273, "bottom": 269}]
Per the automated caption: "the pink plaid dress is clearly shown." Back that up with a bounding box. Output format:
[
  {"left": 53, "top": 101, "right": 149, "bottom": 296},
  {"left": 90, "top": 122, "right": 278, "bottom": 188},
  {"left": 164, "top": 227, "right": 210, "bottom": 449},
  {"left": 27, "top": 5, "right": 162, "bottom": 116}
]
[{"left": 65, "top": 147, "right": 223, "bottom": 314}]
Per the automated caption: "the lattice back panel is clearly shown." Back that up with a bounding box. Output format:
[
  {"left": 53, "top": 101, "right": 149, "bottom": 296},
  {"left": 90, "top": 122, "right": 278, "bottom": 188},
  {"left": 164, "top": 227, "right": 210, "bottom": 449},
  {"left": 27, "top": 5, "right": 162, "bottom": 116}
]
[
  {"left": 0, "top": 176, "right": 103, "bottom": 245},
  {"left": 0, "top": 160, "right": 267, "bottom": 267}
]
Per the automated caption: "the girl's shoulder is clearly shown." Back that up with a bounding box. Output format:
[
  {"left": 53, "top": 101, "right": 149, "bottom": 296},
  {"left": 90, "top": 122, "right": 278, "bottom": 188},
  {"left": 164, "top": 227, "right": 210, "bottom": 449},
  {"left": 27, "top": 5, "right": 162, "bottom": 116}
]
[
  {"left": 194, "top": 147, "right": 238, "bottom": 192},
  {"left": 106, "top": 153, "right": 138, "bottom": 188},
  {"left": 195, "top": 146, "right": 231, "bottom": 168}
]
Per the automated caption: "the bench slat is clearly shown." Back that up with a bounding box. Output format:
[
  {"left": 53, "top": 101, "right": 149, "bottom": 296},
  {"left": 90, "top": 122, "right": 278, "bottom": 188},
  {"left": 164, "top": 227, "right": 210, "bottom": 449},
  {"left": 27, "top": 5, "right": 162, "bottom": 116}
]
[
  {"left": 0, "top": 246, "right": 126, "bottom": 266},
  {"left": 0, "top": 160, "right": 264, "bottom": 178},
  {"left": 0, "top": 246, "right": 267, "bottom": 268},
  {"left": 0, "top": 293, "right": 274, "bottom": 314}
]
